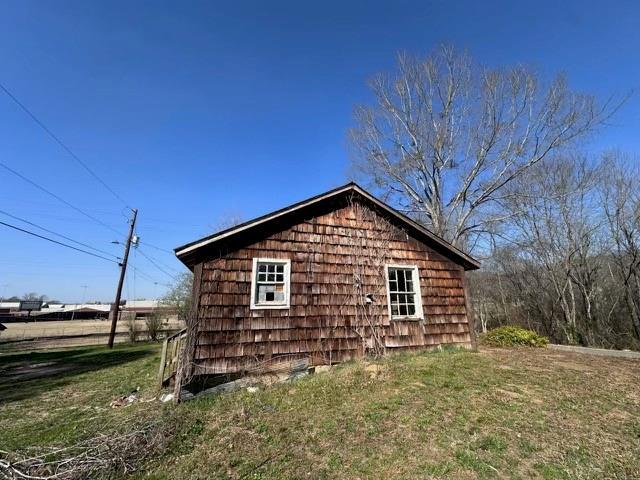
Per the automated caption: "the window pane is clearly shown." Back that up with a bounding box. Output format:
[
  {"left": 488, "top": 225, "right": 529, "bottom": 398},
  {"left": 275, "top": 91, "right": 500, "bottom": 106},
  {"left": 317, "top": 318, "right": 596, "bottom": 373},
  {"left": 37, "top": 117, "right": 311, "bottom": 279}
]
[
  {"left": 267, "top": 273, "right": 275, "bottom": 281},
  {"left": 407, "top": 304, "right": 415, "bottom": 315},
  {"left": 257, "top": 283, "right": 277, "bottom": 303},
  {"left": 391, "top": 305, "right": 398, "bottom": 316},
  {"left": 397, "top": 270, "right": 406, "bottom": 291},
  {"left": 256, "top": 276, "right": 287, "bottom": 304},
  {"left": 390, "top": 293, "right": 398, "bottom": 304},
  {"left": 267, "top": 264, "right": 275, "bottom": 273},
  {"left": 388, "top": 269, "right": 396, "bottom": 281},
  {"left": 258, "top": 264, "right": 267, "bottom": 272},
  {"left": 276, "top": 264, "right": 284, "bottom": 273},
  {"left": 399, "top": 304, "right": 407, "bottom": 316},
  {"left": 406, "top": 279, "right": 413, "bottom": 292},
  {"left": 275, "top": 273, "right": 284, "bottom": 282},
  {"left": 258, "top": 273, "right": 266, "bottom": 282},
  {"left": 406, "top": 294, "right": 415, "bottom": 306},
  {"left": 389, "top": 280, "right": 397, "bottom": 292}
]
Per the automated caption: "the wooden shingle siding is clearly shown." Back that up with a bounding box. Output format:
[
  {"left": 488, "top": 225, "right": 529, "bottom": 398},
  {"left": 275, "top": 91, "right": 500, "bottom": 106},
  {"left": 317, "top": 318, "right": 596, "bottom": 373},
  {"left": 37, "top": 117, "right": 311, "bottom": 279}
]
[{"left": 192, "top": 202, "right": 471, "bottom": 375}]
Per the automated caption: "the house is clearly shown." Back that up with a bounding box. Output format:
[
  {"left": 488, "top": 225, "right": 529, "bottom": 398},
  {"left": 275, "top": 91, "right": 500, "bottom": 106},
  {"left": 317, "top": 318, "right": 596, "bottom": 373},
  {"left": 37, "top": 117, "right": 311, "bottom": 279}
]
[{"left": 174, "top": 182, "right": 480, "bottom": 378}]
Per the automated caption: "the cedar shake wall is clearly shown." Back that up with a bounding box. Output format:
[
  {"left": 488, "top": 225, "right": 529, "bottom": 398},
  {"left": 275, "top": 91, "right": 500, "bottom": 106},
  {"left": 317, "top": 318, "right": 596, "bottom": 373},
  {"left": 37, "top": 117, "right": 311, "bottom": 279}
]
[{"left": 193, "top": 202, "right": 471, "bottom": 375}]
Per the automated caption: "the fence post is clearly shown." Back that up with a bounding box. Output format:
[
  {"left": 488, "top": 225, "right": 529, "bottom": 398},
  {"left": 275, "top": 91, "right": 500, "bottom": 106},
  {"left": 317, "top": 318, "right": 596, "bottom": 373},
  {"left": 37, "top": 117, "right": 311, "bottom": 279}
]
[{"left": 157, "top": 337, "right": 169, "bottom": 387}]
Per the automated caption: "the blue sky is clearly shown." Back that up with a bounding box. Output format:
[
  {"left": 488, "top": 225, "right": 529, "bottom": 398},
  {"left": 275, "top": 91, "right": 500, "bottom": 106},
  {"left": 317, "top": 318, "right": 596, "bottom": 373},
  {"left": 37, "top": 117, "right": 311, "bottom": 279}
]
[{"left": 1, "top": 0, "right": 638, "bottom": 302}]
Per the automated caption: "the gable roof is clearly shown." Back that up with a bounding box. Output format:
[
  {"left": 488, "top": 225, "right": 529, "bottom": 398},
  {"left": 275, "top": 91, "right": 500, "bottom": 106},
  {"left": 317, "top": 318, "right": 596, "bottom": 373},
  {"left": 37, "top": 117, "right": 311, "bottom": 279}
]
[{"left": 175, "top": 182, "right": 480, "bottom": 270}]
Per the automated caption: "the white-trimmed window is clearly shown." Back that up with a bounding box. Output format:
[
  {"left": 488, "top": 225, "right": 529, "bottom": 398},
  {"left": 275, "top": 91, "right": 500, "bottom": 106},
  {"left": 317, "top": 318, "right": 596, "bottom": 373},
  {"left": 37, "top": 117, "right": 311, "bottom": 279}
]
[
  {"left": 250, "top": 258, "right": 291, "bottom": 309},
  {"left": 385, "top": 265, "right": 423, "bottom": 319}
]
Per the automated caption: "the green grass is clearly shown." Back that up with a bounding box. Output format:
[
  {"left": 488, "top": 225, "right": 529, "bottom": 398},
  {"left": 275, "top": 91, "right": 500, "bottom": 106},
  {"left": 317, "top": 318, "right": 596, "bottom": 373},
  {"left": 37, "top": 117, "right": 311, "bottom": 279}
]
[
  {"left": 1, "top": 344, "right": 639, "bottom": 479},
  {"left": 0, "top": 343, "right": 163, "bottom": 450}
]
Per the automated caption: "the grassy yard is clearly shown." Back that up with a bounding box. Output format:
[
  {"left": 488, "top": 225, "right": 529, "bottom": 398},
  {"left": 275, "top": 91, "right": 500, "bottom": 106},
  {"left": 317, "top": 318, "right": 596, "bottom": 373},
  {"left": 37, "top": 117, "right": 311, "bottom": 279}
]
[
  {"left": 1, "top": 344, "right": 639, "bottom": 479},
  {"left": 0, "top": 343, "right": 162, "bottom": 450}
]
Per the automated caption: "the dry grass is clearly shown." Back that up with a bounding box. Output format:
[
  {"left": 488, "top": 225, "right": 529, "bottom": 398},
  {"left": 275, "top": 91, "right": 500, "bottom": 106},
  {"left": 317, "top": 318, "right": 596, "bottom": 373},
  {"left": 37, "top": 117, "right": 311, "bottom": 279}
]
[{"left": 2, "top": 344, "right": 639, "bottom": 479}]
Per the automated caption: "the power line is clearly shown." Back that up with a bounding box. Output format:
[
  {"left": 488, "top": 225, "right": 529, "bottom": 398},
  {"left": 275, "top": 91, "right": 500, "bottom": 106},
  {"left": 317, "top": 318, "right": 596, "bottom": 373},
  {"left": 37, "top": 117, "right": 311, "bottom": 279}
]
[
  {"left": 130, "top": 265, "right": 172, "bottom": 287},
  {"left": 137, "top": 245, "right": 182, "bottom": 273},
  {"left": 0, "top": 161, "right": 125, "bottom": 238},
  {"left": 125, "top": 266, "right": 132, "bottom": 304},
  {"left": 140, "top": 241, "right": 174, "bottom": 255},
  {"left": 0, "top": 82, "right": 131, "bottom": 209},
  {"left": 0, "top": 209, "right": 119, "bottom": 259},
  {"left": 137, "top": 248, "right": 180, "bottom": 281},
  {"left": 0, "top": 220, "right": 119, "bottom": 264},
  {"left": 127, "top": 247, "right": 171, "bottom": 288},
  {"left": 132, "top": 249, "right": 137, "bottom": 302}
]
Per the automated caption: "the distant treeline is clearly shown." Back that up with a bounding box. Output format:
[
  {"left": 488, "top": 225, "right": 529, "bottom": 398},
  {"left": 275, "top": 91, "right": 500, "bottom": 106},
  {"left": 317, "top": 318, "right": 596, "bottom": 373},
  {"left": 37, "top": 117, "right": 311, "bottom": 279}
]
[{"left": 469, "top": 155, "right": 640, "bottom": 350}]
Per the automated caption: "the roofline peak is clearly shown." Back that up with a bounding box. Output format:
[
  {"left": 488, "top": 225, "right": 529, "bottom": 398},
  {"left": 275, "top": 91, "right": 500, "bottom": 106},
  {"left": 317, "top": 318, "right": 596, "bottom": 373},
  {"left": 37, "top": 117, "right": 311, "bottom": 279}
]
[{"left": 174, "top": 182, "right": 480, "bottom": 270}]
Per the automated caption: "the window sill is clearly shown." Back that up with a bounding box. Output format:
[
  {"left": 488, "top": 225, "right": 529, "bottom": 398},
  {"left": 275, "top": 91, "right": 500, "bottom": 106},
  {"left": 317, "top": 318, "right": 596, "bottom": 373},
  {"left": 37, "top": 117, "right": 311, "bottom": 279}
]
[
  {"left": 391, "top": 316, "right": 424, "bottom": 322},
  {"left": 250, "top": 303, "right": 290, "bottom": 310}
]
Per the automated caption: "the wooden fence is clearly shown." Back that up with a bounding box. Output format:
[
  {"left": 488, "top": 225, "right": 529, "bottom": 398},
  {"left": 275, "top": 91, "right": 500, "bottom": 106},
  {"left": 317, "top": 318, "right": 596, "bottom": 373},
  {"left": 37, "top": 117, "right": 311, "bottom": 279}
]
[{"left": 157, "top": 328, "right": 187, "bottom": 387}]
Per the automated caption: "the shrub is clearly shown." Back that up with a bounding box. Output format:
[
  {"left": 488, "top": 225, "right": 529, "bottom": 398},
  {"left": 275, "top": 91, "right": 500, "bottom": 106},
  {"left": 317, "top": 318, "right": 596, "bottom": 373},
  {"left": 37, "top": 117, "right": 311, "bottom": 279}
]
[
  {"left": 145, "top": 313, "right": 163, "bottom": 341},
  {"left": 481, "top": 326, "right": 549, "bottom": 348},
  {"left": 126, "top": 314, "right": 137, "bottom": 343}
]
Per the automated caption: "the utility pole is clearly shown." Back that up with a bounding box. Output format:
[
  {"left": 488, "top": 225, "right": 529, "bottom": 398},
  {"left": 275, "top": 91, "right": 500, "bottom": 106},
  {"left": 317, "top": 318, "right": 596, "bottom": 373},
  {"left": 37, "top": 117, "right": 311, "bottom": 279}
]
[
  {"left": 71, "top": 285, "right": 88, "bottom": 322},
  {"left": 80, "top": 284, "right": 88, "bottom": 303},
  {"left": 108, "top": 208, "right": 138, "bottom": 348}
]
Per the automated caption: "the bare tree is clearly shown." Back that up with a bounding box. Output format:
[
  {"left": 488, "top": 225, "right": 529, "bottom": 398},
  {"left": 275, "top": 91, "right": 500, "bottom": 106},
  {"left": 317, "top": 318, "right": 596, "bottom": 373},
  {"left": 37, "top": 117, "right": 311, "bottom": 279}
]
[
  {"left": 349, "top": 45, "right": 622, "bottom": 251},
  {"left": 504, "top": 157, "right": 605, "bottom": 344},
  {"left": 471, "top": 153, "right": 639, "bottom": 350},
  {"left": 601, "top": 153, "right": 640, "bottom": 343},
  {"left": 209, "top": 211, "right": 244, "bottom": 233},
  {"left": 22, "top": 292, "right": 48, "bottom": 302}
]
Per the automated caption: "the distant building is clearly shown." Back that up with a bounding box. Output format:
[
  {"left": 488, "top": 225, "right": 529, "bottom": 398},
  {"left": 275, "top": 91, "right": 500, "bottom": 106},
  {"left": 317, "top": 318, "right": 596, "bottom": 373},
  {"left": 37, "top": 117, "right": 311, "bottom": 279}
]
[
  {"left": 0, "top": 302, "right": 21, "bottom": 320},
  {"left": 0, "top": 300, "right": 170, "bottom": 321}
]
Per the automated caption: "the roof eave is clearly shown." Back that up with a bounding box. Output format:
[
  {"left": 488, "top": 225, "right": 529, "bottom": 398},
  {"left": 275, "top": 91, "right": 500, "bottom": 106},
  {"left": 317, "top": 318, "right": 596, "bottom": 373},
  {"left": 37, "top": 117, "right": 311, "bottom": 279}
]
[{"left": 174, "top": 182, "right": 357, "bottom": 258}]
